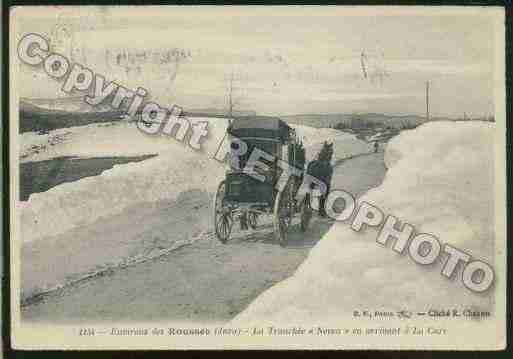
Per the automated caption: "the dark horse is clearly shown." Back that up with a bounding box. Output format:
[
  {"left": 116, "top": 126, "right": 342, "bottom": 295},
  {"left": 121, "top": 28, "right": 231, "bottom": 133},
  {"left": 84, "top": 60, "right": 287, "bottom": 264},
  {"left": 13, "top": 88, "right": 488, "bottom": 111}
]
[{"left": 306, "top": 142, "right": 334, "bottom": 217}]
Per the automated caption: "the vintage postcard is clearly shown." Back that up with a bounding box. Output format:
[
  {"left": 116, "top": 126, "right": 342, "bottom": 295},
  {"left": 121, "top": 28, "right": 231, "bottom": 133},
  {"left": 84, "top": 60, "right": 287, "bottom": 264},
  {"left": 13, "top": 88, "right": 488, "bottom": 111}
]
[{"left": 9, "top": 6, "right": 506, "bottom": 350}]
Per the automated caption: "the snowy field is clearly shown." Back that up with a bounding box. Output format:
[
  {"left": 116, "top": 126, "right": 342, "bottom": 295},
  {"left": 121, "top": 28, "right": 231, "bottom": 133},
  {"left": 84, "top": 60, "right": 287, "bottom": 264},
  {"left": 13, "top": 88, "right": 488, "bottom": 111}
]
[
  {"left": 19, "top": 117, "right": 371, "bottom": 300},
  {"left": 233, "top": 121, "right": 495, "bottom": 326}
]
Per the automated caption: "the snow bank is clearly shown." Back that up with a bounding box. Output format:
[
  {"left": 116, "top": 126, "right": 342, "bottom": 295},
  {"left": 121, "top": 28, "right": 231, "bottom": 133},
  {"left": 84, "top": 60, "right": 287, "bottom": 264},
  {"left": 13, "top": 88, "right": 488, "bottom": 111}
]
[
  {"left": 20, "top": 119, "right": 370, "bottom": 243},
  {"left": 20, "top": 118, "right": 227, "bottom": 243},
  {"left": 233, "top": 121, "right": 495, "bottom": 325}
]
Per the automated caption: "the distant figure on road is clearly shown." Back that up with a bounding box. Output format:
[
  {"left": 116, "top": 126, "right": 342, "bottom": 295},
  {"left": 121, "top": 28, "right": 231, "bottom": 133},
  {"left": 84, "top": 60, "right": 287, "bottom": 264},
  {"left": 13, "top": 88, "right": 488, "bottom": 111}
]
[{"left": 374, "top": 141, "right": 379, "bottom": 153}]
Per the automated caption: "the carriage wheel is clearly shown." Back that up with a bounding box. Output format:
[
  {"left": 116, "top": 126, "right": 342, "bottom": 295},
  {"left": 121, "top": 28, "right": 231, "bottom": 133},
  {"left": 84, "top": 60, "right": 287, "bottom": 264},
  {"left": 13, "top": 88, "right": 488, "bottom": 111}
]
[
  {"left": 273, "top": 185, "right": 293, "bottom": 247},
  {"left": 213, "top": 181, "right": 232, "bottom": 243},
  {"left": 300, "top": 193, "right": 312, "bottom": 232},
  {"left": 248, "top": 212, "right": 258, "bottom": 230}
]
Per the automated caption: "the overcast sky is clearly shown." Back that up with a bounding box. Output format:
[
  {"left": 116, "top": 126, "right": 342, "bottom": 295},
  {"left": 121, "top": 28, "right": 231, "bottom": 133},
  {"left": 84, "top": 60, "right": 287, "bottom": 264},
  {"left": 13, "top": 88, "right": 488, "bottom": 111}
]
[{"left": 14, "top": 6, "right": 502, "bottom": 117}]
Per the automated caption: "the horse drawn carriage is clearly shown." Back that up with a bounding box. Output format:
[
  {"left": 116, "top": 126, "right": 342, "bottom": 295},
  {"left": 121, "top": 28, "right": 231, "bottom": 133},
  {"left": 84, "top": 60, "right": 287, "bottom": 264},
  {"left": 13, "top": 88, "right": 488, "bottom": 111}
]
[{"left": 213, "top": 117, "right": 313, "bottom": 246}]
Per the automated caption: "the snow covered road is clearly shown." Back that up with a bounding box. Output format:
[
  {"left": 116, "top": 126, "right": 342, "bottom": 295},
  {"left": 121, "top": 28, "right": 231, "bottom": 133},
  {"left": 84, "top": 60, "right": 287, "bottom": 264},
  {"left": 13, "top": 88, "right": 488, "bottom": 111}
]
[{"left": 21, "top": 152, "right": 386, "bottom": 323}]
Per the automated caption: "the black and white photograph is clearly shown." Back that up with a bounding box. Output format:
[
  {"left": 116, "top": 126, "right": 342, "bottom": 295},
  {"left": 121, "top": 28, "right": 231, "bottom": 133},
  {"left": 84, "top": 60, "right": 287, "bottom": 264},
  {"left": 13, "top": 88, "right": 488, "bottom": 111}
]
[{"left": 8, "top": 5, "right": 507, "bottom": 350}]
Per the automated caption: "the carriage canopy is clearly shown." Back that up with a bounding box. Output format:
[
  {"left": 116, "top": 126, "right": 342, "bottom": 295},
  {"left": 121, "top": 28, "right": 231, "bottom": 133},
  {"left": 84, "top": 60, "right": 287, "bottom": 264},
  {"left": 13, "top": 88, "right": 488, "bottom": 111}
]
[
  {"left": 227, "top": 116, "right": 291, "bottom": 144},
  {"left": 214, "top": 115, "right": 311, "bottom": 247}
]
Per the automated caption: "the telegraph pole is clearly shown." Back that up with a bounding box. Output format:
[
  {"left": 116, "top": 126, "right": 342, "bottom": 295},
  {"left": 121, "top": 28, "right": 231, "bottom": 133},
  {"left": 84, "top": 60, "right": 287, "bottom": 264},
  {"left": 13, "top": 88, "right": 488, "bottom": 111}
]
[
  {"left": 426, "top": 81, "right": 430, "bottom": 121},
  {"left": 228, "top": 72, "right": 234, "bottom": 119}
]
